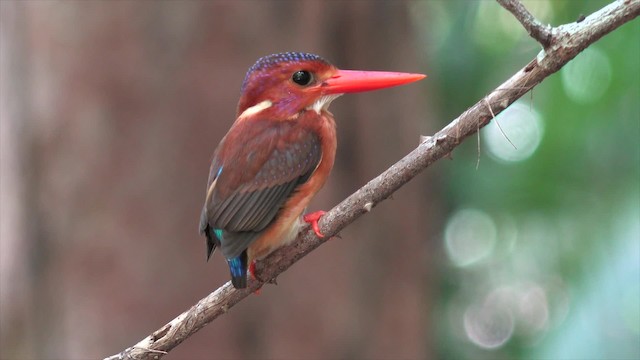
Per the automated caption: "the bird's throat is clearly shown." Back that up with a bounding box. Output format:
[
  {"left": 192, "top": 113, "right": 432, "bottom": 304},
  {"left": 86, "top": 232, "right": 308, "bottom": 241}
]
[{"left": 308, "top": 94, "right": 342, "bottom": 114}]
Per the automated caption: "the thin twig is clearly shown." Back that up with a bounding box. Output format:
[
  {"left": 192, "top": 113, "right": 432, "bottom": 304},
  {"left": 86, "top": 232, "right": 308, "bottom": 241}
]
[
  {"left": 497, "top": 0, "right": 553, "bottom": 47},
  {"left": 485, "top": 98, "right": 517, "bottom": 150},
  {"left": 476, "top": 118, "right": 481, "bottom": 170},
  {"left": 105, "top": 1, "right": 640, "bottom": 359}
]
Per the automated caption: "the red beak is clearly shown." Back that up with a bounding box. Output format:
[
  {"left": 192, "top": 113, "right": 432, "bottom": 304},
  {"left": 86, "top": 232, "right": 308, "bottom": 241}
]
[{"left": 322, "top": 69, "right": 426, "bottom": 94}]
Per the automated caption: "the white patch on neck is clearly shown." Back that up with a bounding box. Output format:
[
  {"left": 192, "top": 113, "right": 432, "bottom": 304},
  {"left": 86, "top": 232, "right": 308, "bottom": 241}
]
[
  {"left": 238, "top": 100, "right": 272, "bottom": 120},
  {"left": 308, "top": 94, "right": 342, "bottom": 114}
]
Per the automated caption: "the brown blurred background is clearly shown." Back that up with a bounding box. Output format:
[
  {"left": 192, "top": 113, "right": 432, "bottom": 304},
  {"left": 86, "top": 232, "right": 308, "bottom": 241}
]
[{"left": 1, "top": 1, "right": 439, "bottom": 358}]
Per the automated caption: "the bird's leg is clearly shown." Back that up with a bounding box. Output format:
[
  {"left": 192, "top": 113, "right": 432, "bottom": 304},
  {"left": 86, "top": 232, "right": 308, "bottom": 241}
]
[
  {"left": 249, "top": 261, "right": 257, "bottom": 280},
  {"left": 248, "top": 261, "right": 262, "bottom": 295},
  {"left": 303, "top": 210, "right": 326, "bottom": 238}
]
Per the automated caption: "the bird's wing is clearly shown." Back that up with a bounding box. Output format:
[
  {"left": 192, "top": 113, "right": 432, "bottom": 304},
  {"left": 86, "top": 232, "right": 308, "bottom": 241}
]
[{"left": 200, "top": 119, "right": 322, "bottom": 259}]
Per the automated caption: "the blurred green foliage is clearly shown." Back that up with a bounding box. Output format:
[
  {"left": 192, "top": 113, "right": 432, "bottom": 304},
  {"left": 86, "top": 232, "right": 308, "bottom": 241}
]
[{"left": 413, "top": 1, "right": 639, "bottom": 359}]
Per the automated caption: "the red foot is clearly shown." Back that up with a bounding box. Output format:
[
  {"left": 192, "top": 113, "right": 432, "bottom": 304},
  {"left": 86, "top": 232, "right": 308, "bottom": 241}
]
[
  {"left": 303, "top": 210, "right": 326, "bottom": 238},
  {"left": 249, "top": 261, "right": 257, "bottom": 280},
  {"left": 249, "top": 261, "right": 261, "bottom": 295}
]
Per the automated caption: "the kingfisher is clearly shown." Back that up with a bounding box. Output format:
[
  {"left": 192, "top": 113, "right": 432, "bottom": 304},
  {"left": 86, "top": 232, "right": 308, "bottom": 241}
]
[{"left": 200, "top": 52, "right": 425, "bottom": 288}]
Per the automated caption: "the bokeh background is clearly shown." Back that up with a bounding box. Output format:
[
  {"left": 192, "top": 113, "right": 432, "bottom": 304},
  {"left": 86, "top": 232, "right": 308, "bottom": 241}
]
[{"left": 1, "top": 1, "right": 638, "bottom": 359}]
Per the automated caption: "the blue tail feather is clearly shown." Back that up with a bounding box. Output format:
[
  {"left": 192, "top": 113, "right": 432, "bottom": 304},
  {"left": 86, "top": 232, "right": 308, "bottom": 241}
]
[{"left": 227, "top": 251, "right": 248, "bottom": 288}]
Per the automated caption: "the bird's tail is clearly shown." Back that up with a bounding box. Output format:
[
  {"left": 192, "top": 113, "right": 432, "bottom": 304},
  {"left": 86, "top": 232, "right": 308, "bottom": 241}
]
[{"left": 227, "top": 251, "right": 248, "bottom": 288}]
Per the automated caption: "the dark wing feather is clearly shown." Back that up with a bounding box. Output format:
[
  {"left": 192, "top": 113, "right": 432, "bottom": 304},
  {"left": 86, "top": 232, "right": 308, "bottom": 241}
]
[
  {"left": 202, "top": 119, "right": 322, "bottom": 259},
  {"left": 199, "top": 207, "right": 217, "bottom": 260}
]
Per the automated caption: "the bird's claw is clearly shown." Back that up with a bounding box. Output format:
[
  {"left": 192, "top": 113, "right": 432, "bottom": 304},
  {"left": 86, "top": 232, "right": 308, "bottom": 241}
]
[{"left": 303, "top": 210, "right": 326, "bottom": 238}]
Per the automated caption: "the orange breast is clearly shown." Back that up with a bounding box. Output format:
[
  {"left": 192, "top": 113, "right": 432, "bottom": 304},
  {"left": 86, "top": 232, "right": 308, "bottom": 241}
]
[{"left": 247, "top": 110, "right": 337, "bottom": 261}]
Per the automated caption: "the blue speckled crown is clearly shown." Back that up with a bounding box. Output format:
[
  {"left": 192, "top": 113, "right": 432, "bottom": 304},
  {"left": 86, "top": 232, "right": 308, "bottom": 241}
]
[{"left": 241, "top": 52, "right": 329, "bottom": 92}]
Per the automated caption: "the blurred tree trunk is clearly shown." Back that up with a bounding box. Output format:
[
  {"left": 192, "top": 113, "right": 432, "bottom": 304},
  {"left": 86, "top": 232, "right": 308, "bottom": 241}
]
[{"left": 0, "top": 1, "right": 440, "bottom": 359}]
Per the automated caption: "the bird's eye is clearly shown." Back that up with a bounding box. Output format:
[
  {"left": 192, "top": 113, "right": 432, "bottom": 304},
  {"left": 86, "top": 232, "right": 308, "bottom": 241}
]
[{"left": 292, "top": 70, "right": 313, "bottom": 86}]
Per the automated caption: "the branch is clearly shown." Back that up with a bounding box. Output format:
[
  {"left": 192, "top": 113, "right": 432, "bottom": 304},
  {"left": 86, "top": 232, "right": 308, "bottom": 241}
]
[
  {"left": 497, "top": 0, "right": 553, "bottom": 47},
  {"left": 105, "top": 1, "right": 640, "bottom": 359}
]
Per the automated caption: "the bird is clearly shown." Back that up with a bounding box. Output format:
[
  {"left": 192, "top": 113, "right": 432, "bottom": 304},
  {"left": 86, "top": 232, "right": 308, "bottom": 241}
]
[{"left": 199, "top": 52, "right": 425, "bottom": 288}]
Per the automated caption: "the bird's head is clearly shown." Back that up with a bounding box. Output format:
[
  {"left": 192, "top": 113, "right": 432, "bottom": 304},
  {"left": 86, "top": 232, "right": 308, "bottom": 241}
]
[{"left": 236, "top": 52, "right": 425, "bottom": 120}]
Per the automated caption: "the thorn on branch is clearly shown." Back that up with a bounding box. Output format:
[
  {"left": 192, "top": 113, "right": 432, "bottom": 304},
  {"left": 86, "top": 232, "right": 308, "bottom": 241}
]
[
  {"left": 420, "top": 134, "right": 448, "bottom": 145},
  {"left": 497, "top": 0, "right": 553, "bottom": 48},
  {"left": 419, "top": 135, "right": 431, "bottom": 144},
  {"left": 436, "top": 134, "right": 448, "bottom": 144}
]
